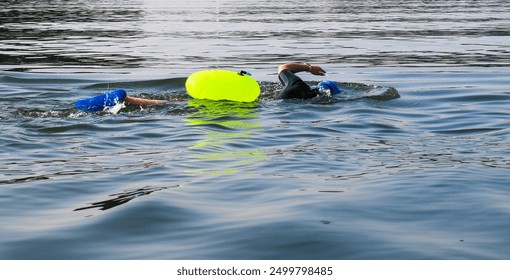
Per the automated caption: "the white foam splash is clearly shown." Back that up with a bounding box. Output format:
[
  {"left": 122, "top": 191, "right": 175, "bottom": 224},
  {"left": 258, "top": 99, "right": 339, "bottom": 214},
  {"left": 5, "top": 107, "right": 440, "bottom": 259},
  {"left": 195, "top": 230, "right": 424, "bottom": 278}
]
[{"left": 104, "top": 101, "right": 126, "bottom": 114}]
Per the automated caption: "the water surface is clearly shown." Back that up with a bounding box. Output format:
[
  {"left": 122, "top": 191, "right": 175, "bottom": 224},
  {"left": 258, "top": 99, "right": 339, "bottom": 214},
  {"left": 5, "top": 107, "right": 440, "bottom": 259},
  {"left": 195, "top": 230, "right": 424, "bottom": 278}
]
[{"left": 1, "top": 0, "right": 510, "bottom": 259}]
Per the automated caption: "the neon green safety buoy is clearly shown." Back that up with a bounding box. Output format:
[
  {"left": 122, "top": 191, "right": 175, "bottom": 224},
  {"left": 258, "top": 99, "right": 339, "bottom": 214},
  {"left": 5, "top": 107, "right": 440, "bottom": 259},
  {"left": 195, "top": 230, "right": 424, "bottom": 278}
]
[{"left": 185, "top": 70, "right": 260, "bottom": 102}]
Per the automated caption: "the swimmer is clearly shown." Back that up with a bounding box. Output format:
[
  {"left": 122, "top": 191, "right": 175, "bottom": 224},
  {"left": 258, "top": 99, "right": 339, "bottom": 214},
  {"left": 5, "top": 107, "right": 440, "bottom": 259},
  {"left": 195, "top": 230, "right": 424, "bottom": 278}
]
[
  {"left": 74, "top": 88, "right": 167, "bottom": 111},
  {"left": 75, "top": 62, "right": 341, "bottom": 111},
  {"left": 276, "top": 62, "right": 340, "bottom": 99}
]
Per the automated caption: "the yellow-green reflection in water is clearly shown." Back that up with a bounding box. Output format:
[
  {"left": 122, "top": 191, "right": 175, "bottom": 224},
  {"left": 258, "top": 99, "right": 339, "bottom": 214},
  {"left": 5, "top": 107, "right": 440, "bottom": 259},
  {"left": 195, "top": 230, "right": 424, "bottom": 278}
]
[{"left": 184, "top": 99, "right": 267, "bottom": 175}]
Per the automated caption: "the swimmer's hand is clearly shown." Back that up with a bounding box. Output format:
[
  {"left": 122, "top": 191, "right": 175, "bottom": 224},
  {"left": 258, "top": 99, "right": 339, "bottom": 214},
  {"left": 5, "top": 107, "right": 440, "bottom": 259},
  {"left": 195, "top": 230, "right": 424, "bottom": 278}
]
[
  {"left": 278, "top": 63, "right": 327, "bottom": 76},
  {"left": 310, "top": 65, "right": 326, "bottom": 76}
]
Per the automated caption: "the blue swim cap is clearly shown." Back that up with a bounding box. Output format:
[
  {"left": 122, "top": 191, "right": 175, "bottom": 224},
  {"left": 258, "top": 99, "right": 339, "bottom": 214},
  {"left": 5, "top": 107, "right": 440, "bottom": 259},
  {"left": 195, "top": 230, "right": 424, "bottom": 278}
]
[
  {"left": 75, "top": 89, "right": 127, "bottom": 111},
  {"left": 317, "top": 80, "right": 341, "bottom": 95}
]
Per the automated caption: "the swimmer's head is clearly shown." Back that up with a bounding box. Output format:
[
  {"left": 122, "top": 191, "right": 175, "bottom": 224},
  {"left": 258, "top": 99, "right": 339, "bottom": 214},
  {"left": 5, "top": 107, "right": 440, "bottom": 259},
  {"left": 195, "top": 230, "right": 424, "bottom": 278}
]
[{"left": 316, "top": 80, "right": 341, "bottom": 96}]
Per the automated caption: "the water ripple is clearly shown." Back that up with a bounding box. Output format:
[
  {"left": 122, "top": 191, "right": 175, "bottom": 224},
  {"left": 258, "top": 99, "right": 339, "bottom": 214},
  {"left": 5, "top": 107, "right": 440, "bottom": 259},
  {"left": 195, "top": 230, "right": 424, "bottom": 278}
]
[{"left": 1, "top": 0, "right": 510, "bottom": 260}]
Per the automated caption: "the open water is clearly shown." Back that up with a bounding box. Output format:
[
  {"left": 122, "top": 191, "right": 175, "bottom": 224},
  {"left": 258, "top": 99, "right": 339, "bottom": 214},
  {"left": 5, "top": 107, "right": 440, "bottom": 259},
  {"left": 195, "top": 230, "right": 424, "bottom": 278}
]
[{"left": 1, "top": 0, "right": 509, "bottom": 259}]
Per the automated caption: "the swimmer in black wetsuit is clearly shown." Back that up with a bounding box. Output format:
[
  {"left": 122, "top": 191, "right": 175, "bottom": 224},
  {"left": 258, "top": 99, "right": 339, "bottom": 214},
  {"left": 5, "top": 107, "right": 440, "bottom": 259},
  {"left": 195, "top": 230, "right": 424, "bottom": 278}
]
[
  {"left": 276, "top": 62, "right": 327, "bottom": 99},
  {"left": 77, "top": 62, "right": 332, "bottom": 111}
]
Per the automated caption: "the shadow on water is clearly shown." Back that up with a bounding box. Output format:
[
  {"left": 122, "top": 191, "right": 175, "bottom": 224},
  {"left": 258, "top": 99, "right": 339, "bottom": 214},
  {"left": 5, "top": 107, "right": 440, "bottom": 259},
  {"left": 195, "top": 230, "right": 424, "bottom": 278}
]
[{"left": 74, "top": 185, "right": 180, "bottom": 212}]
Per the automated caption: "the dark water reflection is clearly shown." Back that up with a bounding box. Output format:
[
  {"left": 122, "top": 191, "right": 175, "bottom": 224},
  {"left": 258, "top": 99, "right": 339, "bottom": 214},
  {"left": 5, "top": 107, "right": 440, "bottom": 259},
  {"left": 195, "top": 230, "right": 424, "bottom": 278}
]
[
  {"left": 74, "top": 185, "right": 180, "bottom": 212},
  {"left": 1, "top": 0, "right": 509, "bottom": 72},
  {"left": 0, "top": 0, "right": 144, "bottom": 67}
]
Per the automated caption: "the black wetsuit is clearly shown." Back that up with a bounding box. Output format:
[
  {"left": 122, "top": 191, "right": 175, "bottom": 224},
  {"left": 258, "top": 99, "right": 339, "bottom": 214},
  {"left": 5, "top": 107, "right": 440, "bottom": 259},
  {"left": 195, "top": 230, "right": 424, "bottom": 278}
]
[{"left": 276, "top": 69, "right": 318, "bottom": 99}]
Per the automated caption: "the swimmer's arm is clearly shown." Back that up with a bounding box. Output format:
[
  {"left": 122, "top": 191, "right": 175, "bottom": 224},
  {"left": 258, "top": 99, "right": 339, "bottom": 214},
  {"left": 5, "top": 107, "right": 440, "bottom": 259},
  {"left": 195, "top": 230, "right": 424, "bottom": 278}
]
[
  {"left": 278, "top": 63, "right": 326, "bottom": 76},
  {"left": 124, "top": 96, "right": 168, "bottom": 105}
]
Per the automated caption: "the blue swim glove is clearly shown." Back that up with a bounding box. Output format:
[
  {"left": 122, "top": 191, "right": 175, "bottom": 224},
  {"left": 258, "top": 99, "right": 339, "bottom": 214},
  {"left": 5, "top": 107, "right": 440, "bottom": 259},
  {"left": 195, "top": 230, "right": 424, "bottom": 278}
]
[
  {"left": 75, "top": 89, "right": 127, "bottom": 111},
  {"left": 317, "top": 80, "right": 341, "bottom": 95}
]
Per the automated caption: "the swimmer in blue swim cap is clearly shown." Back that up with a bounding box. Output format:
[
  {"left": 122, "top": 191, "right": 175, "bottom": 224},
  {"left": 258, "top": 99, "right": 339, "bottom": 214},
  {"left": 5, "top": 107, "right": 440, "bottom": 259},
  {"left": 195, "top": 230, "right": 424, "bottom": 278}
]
[
  {"left": 75, "top": 89, "right": 166, "bottom": 112},
  {"left": 76, "top": 62, "right": 340, "bottom": 112},
  {"left": 276, "top": 62, "right": 340, "bottom": 99}
]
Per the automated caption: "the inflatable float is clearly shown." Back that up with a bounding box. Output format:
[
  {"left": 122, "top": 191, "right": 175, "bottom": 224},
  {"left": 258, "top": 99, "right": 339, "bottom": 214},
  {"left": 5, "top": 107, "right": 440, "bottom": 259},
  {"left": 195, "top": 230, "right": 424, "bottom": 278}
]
[{"left": 185, "top": 70, "right": 260, "bottom": 102}]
